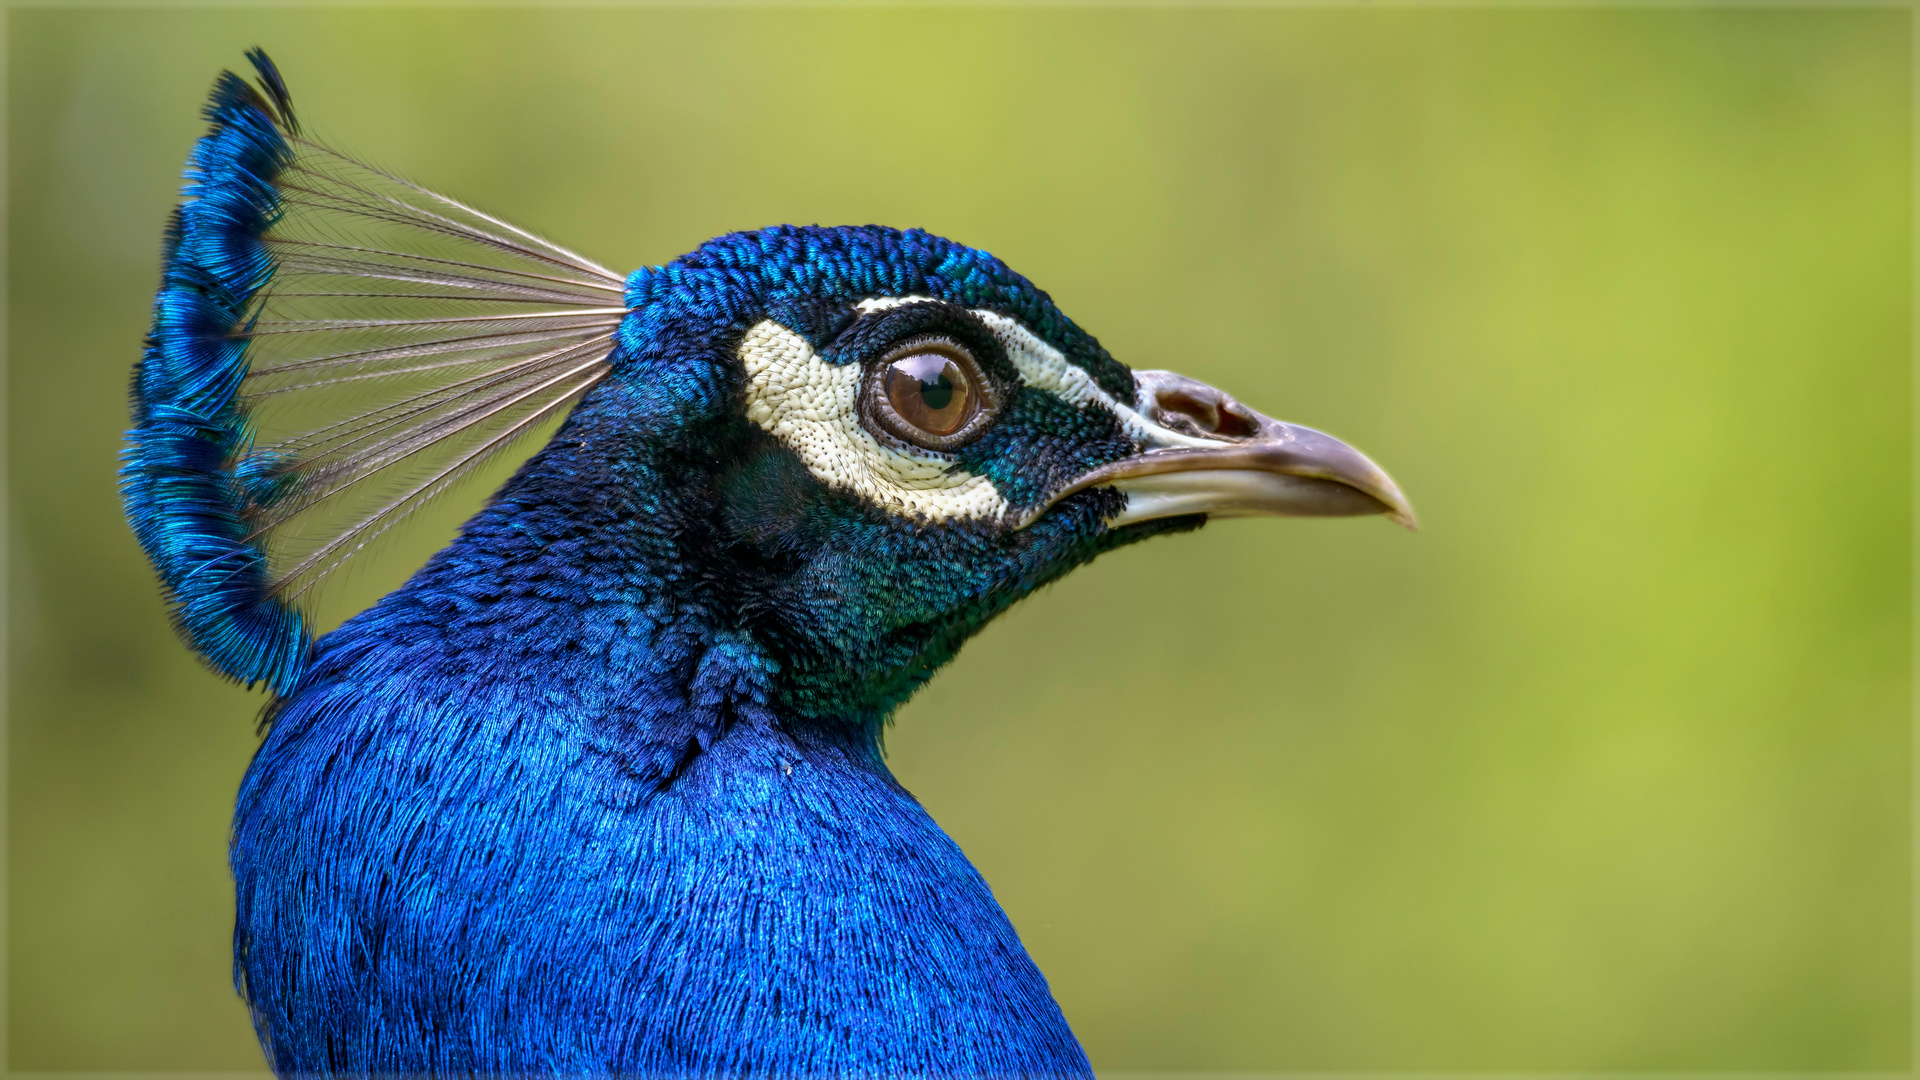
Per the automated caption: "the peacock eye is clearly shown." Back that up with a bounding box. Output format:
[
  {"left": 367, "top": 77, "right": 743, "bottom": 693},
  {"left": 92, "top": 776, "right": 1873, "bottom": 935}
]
[
  {"left": 863, "top": 336, "right": 1001, "bottom": 451},
  {"left": 887, "top": 353, "right": 972, "bottom": 435}
]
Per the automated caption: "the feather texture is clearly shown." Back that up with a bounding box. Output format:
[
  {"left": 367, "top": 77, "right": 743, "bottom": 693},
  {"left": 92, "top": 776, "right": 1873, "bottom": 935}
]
[
  {"left": 122, "top": 51, "right": 624, "bottom": 691},
  {"left": 126, "top": 49, "right": 1404, "bottom": 1078}
]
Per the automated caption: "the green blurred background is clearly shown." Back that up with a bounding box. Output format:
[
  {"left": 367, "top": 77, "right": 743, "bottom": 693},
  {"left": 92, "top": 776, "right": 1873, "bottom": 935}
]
[{"left": 8, "top": 6, "right": 1910, "bottom": 1072}]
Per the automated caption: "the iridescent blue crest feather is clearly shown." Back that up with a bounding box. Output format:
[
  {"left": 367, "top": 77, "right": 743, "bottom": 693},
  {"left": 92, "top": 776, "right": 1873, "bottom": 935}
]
[{"left": 123, "top": 51, "right": 625, "bottom": 692}]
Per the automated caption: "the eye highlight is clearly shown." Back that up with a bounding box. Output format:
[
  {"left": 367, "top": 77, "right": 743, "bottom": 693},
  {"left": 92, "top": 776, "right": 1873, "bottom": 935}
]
[
  {"left": 886, "top": 353, "right": 971, "bottom": 435},
  {"left": 863, "top": 336, "right": 1002, "bottom": 451}
]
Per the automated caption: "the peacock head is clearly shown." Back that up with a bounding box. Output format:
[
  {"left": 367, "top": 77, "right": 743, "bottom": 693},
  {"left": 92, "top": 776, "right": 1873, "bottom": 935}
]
[
  {"left": 583, "top": 226, "right": 1415, "bottom": 722},
  {"left": 123, "top": 52, "right": 1412, "bottom": 719}
]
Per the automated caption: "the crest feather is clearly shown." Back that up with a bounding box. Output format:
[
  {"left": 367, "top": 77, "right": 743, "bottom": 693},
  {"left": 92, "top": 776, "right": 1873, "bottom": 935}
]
[{"left": 122, "top": 51, "right": 623, "bottom": 692}]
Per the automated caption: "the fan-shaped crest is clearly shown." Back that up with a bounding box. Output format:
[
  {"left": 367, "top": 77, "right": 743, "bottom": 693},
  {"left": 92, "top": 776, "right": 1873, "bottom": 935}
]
[{"left": 123, "top": 50, "right": 625, "bottom": 692}]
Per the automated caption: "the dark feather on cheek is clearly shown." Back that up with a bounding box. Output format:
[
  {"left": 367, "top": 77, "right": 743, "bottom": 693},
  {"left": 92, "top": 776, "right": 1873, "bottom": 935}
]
[
  {"left": 716, "top": 434, "right": 821, "bottom": 551},
  {"left": 957, "top": 384, "right": 1137, "bottom": 509}
]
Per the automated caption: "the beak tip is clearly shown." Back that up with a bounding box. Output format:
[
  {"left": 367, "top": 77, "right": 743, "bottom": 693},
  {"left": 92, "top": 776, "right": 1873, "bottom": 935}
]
[
  {"left": 1378, "top": 488, "right": 1418, "bottom": 531},
  {"left": 1362, "top": 473, "right": 1418, "bottom": 532}
]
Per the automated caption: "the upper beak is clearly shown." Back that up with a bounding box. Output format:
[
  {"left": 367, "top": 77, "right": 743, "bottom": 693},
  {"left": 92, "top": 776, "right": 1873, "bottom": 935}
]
[{"left": 1012, "top": 369, "right": 1416, "bottom": 531}]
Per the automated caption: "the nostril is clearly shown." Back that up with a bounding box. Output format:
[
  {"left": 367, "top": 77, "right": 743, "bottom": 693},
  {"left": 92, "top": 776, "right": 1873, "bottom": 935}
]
[
  {"left": 1156, "top": 388, "right": 1261, "bottom": 440},
  {"left": 1160, "top": 390, "right": 1220, "bottom": 431},
  {"left": 1212, "top": 404, "right": 1260, "bottom": 439}
]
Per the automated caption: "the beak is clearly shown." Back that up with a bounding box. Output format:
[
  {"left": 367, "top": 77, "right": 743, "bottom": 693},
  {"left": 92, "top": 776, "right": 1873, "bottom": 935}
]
[{"left": 1013, "top": 370, "right": 1416, "bottom": 531}]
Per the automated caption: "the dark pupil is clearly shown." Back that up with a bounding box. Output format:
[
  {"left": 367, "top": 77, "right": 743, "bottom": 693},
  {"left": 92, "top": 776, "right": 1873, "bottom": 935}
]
[
  {"left": 885, "top": 352, "right": 973, "bottom": 437},
  {"left": 919, "top": 372, "right": 954, "bottom": 411}
]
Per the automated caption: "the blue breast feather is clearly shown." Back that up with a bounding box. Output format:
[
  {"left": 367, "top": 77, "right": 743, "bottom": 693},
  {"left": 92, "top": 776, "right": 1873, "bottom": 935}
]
[
  {"left": 233, "top": 427, "right": 1101, "bottom": 1073},
  {"left": 129, "top": 52, "right": 1182, "bottom": 1075}
]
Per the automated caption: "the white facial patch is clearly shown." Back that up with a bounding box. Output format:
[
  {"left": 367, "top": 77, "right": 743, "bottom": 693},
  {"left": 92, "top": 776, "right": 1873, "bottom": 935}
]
[
  {"left": 743, "top": 297, "right": 1229, "bottom": 526},
  {"left": 738, "top": 320, "right": 1009, "bottom": 523}
]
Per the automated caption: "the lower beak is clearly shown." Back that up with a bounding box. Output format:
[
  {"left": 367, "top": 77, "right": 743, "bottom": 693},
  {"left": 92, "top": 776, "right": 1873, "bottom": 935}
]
[{"left": 1014, "top": 370, "right": 1416, "bottom": 531}]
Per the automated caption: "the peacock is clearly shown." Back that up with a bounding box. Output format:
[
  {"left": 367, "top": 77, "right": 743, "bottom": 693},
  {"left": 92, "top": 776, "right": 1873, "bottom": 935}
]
[{"left": 123, "top": 51, "right": 1414, "bottom": 1077}]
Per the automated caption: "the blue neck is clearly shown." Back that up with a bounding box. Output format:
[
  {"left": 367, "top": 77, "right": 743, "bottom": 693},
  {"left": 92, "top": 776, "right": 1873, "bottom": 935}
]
[{"left": 230, "top": 382, "right": 1092, "bottom": 1076}]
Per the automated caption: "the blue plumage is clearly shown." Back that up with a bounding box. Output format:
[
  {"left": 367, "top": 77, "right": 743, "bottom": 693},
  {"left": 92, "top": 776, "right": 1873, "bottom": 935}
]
[
  {"left": 126, "top": 53, "right": 1414, "bottom": 1076},
  {"left": 123, "top": 51, "right": 305, "bottom": 692}
]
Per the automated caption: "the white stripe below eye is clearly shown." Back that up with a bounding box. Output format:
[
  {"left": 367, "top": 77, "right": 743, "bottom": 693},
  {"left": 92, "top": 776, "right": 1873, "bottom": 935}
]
[{"left": 738, "top": 320, "right": 1008, "bottom": 523}]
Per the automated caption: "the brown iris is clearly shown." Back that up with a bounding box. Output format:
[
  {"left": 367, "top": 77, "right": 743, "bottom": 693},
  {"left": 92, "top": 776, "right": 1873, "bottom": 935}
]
[
  {"left": 863, "top": 337, "right": 1000, "bottom": 451},
  {"left": 885, "top": 352, "right": 974, "bottom": 437}
]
